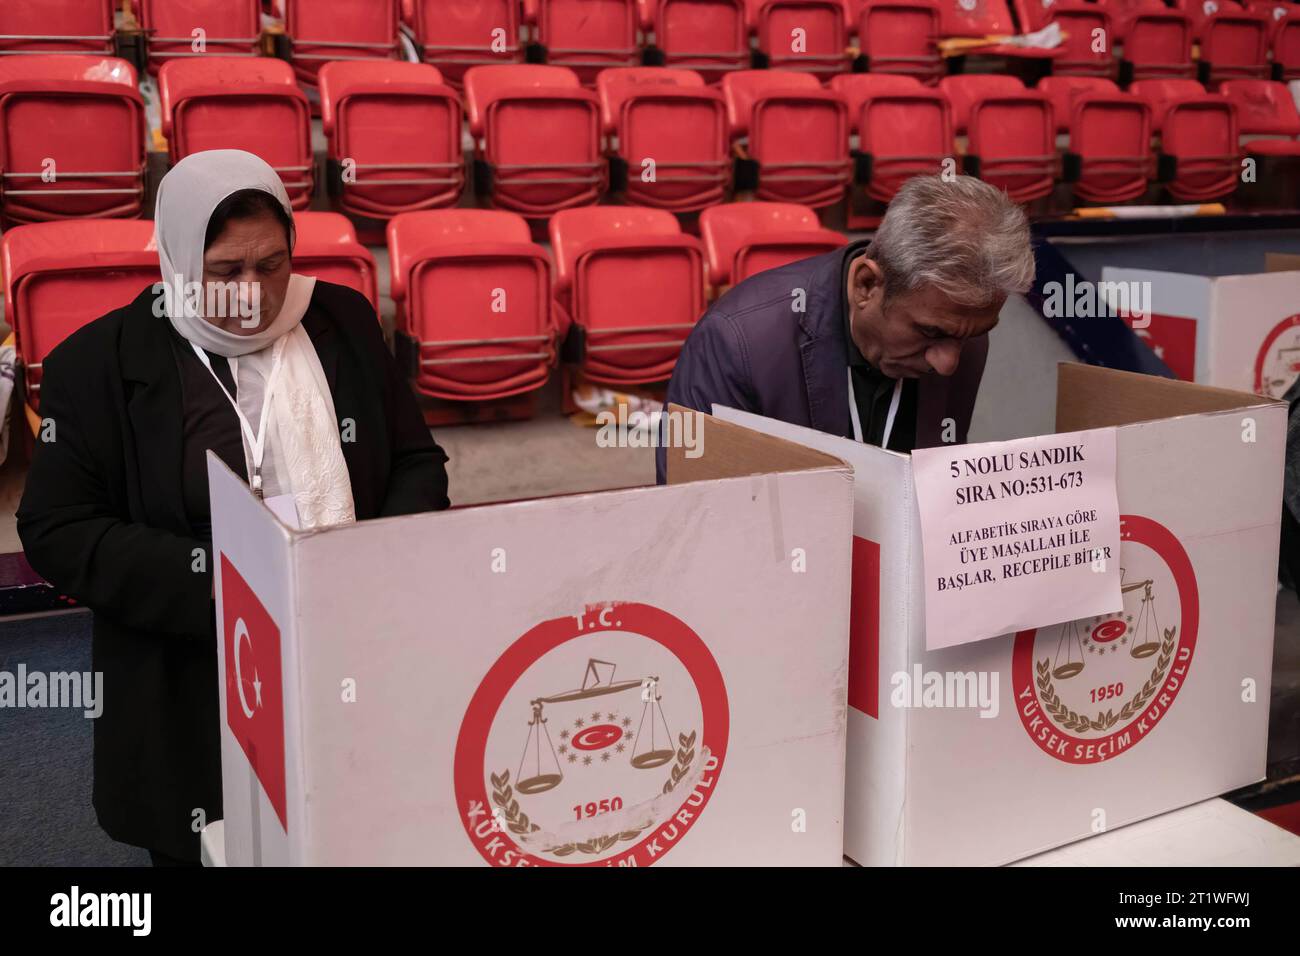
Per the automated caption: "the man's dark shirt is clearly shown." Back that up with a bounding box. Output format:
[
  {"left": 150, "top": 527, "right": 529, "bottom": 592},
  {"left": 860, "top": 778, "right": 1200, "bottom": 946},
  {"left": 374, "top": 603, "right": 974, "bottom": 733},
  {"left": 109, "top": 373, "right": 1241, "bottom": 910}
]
[{"left": 841, "top": 241, "right": 918, "bottom": 453}]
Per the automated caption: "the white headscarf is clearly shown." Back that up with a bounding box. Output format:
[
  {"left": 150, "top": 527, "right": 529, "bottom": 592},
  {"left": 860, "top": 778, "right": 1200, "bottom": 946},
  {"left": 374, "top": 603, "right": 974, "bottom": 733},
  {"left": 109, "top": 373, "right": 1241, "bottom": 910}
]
[{"left": 154, "top": 149, "right": 356, "bottom": 529}]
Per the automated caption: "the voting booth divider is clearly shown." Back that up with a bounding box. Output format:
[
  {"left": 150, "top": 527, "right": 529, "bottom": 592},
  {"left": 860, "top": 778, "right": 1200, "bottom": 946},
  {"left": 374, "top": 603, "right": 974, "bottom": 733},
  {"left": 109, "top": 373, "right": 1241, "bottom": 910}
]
[
  {"left": 1102, "top": 258, "right": 1300, "bottom": 399},
  {"left": 716, "top": 364, "right": 1286, "bottom": 866},
  {"left": 209, "top": 415, "right": 855, "bottom": 866}
]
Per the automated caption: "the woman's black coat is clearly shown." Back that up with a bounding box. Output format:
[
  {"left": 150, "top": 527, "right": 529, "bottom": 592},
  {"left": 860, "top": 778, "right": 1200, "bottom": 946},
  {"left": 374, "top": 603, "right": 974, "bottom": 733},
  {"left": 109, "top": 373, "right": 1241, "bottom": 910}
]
[{"left": 16, "top": 280, "right": 450, "bottom": 861}]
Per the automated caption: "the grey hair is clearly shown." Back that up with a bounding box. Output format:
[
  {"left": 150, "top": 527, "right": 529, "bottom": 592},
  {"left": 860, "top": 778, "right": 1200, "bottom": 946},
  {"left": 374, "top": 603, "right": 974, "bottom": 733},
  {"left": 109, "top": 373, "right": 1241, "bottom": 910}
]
[{"left": 867, "top": 175, "right": 1035, "bottom": 309}]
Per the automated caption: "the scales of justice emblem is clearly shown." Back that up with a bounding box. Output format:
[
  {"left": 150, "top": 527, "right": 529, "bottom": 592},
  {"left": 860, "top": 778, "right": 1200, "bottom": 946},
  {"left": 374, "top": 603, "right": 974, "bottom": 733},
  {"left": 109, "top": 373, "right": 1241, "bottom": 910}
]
[
  {"left": 514, "top": 658, "right": 680, "bottom": 797},
  {"left": 1253, "top": 313, "right": 1300, "bottom": 399},
  {"left": 1012, "top": 514, "right": 1199, "bottom": 764},
  {"left": 455, "top": 603, "right": 727, "bottom": 866}
]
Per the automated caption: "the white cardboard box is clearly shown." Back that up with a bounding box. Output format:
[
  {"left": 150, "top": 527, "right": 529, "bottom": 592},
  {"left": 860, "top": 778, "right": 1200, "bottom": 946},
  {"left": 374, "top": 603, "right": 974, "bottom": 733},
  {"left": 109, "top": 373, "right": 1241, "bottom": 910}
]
[
  {"left": 716, "top": 363, "right": 1286, "bottom": 865},
  {"left": 1103, "top": 264, "right": 1300, "bottom": 398},
  {"left": 210, "top": 413, "right": 855, "bottom": 866},
  {"left": 1013, "top": 799, "right": 1300, "bottom": 867}
]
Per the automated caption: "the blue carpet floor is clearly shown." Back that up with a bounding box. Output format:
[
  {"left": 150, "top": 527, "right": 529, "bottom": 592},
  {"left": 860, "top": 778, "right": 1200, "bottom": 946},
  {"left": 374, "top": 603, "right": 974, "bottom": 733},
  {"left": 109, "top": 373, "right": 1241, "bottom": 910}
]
[{"left": 0, "top": 610, "right": 148, "bottom": 866}]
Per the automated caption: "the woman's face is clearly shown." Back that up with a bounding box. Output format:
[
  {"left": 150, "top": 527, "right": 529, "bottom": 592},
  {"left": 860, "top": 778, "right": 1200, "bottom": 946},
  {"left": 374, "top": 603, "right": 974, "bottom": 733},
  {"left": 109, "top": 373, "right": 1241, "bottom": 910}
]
[{"left": 201, "top": 210, "right": 291, "bottom": 334}]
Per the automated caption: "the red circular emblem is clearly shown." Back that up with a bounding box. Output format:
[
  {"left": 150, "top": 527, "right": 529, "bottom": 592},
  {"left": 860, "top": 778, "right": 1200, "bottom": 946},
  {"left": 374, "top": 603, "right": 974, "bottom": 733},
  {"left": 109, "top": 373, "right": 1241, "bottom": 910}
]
[
  {"left": 454, "top": 602, "right": 729, "bottom": 866},
  {"left": 1012, "top": 514, "right": 1198, "bottom": 765},
  {"left": 1253, "top": 312, "right": 1300, "bottom": 398}
]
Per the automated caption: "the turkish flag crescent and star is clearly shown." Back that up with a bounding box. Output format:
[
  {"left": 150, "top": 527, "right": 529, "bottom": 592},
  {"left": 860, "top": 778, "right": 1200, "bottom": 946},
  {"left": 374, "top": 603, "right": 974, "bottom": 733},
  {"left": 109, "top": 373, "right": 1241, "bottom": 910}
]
[{"left": 221, "top": 553, "right": 287, "bottom": 830}]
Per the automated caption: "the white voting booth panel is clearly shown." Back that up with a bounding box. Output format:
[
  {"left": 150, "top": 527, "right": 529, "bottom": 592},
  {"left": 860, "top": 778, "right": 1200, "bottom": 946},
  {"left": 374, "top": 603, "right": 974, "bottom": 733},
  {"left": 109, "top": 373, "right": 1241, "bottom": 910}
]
[
  {"left": 209, "top": 415, "right": 854, "bottom": 866},
  {"left": 1013, "top": 799, "right": 1300, "bottom": 867},
  {"left": 1101, "top": 265, "right": 1300, "bottom": 399},
  {"left": 716, "top": 364, "right": 1286, "bottom": 866}
]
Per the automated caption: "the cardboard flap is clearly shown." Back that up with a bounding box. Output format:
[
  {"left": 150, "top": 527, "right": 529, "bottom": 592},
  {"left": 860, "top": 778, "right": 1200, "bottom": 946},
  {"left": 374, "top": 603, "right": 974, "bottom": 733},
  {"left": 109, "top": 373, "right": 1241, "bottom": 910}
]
[
  {"left": 1266, "top": 253, "right": 1300, "bottom": 273},
  {"left": 665, "top": 404, "right": 848, "bottom": 484},
  {"left": 1055, "top": 363, "right": 1279, "bottom": 432}
]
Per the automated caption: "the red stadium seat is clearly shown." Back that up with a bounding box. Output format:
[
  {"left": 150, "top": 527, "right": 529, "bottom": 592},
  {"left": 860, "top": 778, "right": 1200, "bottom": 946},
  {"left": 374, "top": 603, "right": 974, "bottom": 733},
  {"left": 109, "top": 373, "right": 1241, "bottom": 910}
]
[
  {"left": 723, "top": 70, "right": 851, "bottom": 208},
  {"left": 1171, "top": 0, "right": 1243, "bottom": 40},
  {"left": 533, "top": 0, "right": 641, "bottom": 84},
  {"left": 1121, "top": 9, "right": 1196, "bottom": 81},
  {"left": 137, "top": 0, "right": 262, "bottom": 75},
  {"left": 406, "top": 0, "right": 525, "bottom": 90},
  {"left": 281, "top": 0, "right": 401, "bottom": 91},
  {"left": 698, "top": 201, "right": 846, "bottom": 289},
  {"left": 318, "top": 61, "right": 464, "bottom": 219},
  {"left": 648, "top": 0, "right": 749, "bottom": 83},
  {"left": 1, "top": 219, "right": 159, "bottom": 412},
  {"left": 1040, "top": 79, "right": 1152, "bottom": 202},
  {"left": 550, "top": 206, "right": 704, "bottom": 385},
  {"left": 939, "top": 73, "right": 1024, "bottom": 134},
  {"left": 0, "top": 57, "right": 147, "bottom": 225},
  {"left": 597, "top": 67, "right": 731, "bottom": 211},
  {"left": 1045, "top": 2, "right": 1117, "bottom": 77},
  {"left": 387, "top": 209, "right": 556, "bottom": 401},
  {"left": 1140, "top": 87, "right": 1240, "bottom": 201},
  {"left": 1095, "top": 0, "right": 1164, "bottom": 38},
  {"left": 829, "top": 73, "right": 923, "bottom": 135},
  {"left": 0, "top": 0, "right": 115, "bottom": 55},
  {"left": 291, "top": 211, "right": 380, "bottom": 309},
  {"left": 964, "top": 89, "right": 1057, "bottom": 203},
  {"left": 854, "top": 0, "right": 944, "bottom": 84},
  {"left": 1198, "top": 9, "right": 1272, "bottom": 85},
  {"left": 159, "top": 57, "right": 315, "bottom": 209},
  {"left": 464, "top": 65, "right": 606, "bottom": 218},
  {"left": 1277, "top": 11, "right": 1300, "bottom": 81},
  {"left": 1239, "top": 0, "right": 1292, "bottom": 35},
  {"left": 1219, "top": 78, "right": 1300, "bottom": 154},
  {"left": 746, "top": 0, "right": 853, "bottom": 78},
  {"left": 856, "top": 88, "right": 954, "bottom": 202}
]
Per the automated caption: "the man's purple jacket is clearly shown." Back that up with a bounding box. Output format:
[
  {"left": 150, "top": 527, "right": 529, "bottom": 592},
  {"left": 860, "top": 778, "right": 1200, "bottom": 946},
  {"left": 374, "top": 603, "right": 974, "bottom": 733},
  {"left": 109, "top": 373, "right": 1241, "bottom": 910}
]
[{"left": 656, "top": 244, "right": 989, "bottom": 483}]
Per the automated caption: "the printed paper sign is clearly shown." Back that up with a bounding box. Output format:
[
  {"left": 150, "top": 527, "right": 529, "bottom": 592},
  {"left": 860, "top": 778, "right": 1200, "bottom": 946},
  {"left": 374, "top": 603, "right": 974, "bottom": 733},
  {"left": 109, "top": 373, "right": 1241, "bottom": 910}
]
[{"left": 911, "top": 428, "right": 1122, "bottom": 650}]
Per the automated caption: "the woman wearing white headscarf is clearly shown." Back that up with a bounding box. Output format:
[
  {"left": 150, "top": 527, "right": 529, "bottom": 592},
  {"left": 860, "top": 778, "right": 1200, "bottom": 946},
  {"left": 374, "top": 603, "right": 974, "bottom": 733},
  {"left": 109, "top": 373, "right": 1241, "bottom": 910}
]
[{"left": 18, "top": 150, "right": 450, "bottom": 865}]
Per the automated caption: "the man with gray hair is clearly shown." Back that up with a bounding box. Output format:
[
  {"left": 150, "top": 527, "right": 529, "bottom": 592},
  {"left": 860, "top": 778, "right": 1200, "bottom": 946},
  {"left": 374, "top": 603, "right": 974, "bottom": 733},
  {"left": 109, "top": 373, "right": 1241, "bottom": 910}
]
[{"left": 655, "top": 175, "right": 1035, "bottom": 482}]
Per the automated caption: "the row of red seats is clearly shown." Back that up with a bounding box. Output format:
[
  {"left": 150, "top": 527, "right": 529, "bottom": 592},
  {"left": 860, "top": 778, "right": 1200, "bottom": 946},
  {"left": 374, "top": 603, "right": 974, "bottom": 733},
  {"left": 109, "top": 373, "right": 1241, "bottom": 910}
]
[
  {"left": 1, "top": 203, "right": 842, "bottom": 407},
  {"left": 862, "top": 72, "right": 1300, "bottom": 204},
  {"left": 314, "top": 0, "right": 1300, "bottom": 88},
  {"left": 11, "top": 1, "right": 1300, "bottom": 90},
  {"left": 6, "top": 56, "right": 1294, "bottom": 228},
  {"left": 0, "top": 1, "right": 398, "bottom": 86}
]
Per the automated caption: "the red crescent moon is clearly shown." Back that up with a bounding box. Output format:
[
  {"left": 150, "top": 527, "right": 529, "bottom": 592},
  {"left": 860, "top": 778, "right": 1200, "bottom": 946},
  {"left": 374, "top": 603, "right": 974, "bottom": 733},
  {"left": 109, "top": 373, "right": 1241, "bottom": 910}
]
[
  {"left": 1091, "top": 619, "right": 1127, "bottom": 644},
  {"left": 571, "top": 724, "right": 623, "bottom": 751}
]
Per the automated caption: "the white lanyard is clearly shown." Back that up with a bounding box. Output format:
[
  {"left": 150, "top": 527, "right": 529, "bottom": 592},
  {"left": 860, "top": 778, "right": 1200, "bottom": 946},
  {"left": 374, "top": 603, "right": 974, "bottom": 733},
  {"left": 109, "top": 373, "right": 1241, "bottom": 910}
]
[
  {"left": 847, "top": 367, "right": 903, "bottom": 450},
  {"left": 191, "top": 337, "right": 287, "bottom": 499}
]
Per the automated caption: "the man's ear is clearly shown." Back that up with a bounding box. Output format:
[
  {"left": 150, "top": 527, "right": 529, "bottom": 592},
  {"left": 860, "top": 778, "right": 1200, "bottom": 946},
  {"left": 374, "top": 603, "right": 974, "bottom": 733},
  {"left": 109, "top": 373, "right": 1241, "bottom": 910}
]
[{"left": 848, "top": 255, "right": 884, "bottom": 311}]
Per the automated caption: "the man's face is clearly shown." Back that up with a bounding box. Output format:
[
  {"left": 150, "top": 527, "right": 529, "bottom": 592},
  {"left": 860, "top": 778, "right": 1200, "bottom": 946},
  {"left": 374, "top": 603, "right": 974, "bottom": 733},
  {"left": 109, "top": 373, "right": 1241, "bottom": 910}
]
[
  {"left": 847, "top": 255, "right": 1003, "bottom": 380},
  {"left": 200, "top": 210, "right": 291, "bottom": 334}
]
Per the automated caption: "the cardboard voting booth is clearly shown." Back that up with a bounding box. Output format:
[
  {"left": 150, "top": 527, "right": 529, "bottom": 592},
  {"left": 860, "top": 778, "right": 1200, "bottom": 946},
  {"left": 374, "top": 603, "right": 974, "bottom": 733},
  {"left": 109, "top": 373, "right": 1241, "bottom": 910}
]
[
  {"left": 209, "top": 415, "right": 854, "bottom": 866},
  {"left": 716, "top": 364, "right": 1285, "bottom": 866},
  {"left": 1102, "top": 262, "right": 1300, "bottom": 398}
]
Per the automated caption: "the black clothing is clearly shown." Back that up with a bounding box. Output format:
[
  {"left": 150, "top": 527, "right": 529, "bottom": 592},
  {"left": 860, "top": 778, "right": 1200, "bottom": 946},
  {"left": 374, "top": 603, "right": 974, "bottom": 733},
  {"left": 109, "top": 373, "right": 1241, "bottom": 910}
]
[
  {"left": 17, "top": 280, "right": 450, "bottom": 862},
  {"left": 166, "top": 327, "right": 247, "bottom": 540}
]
